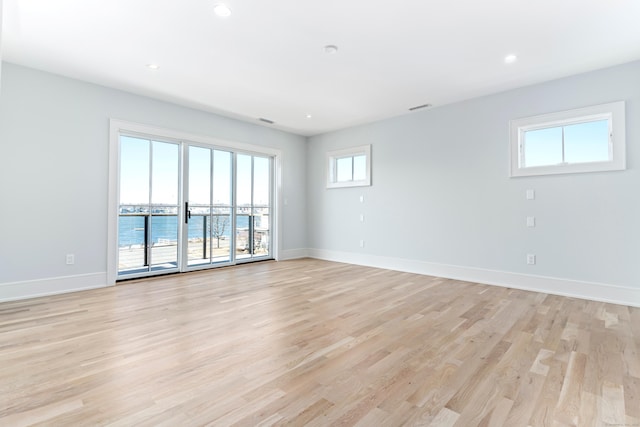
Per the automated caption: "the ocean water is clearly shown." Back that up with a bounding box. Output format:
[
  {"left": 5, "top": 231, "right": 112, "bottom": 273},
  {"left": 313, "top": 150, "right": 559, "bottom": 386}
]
[{"left": 118, "top": 215, "right": 250, "bottom": 247}]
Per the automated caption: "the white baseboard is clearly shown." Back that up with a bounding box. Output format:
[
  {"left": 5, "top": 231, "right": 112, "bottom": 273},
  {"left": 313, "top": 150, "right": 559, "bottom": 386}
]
[
  {"left": 278, "top": 248, "right": 309, "bottom": 261},
  {"left": 307, "top": 249, "right": 640, "bottom": 308},
  {"left": 4, "top": 253, "right": 637, "bottom": 308},
  {"left": 0, "top": 272, "right": 109, "bottom": 302}
]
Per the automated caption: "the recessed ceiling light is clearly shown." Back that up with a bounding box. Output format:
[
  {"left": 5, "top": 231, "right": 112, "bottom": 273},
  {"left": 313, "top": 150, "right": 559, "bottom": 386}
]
[
  {"left": 324, "top": 45, "right": 338, "bottom": 54},
  {"left": 213, "top": 3, "right": 232, "bottom": 17},
  {"left": 306, "top": 114, "right": 312, "bottom": 119},
  {"left": 146, "top": 63, "right": 160, "bottom": 70},
  {"left": 504, "top": 54, "right": 518, "bottom": 64}
]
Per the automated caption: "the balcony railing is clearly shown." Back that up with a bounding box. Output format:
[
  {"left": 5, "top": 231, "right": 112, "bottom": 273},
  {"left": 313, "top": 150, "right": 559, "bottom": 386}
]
[{"left": 118, "top": 212, "right": 269, "bottom": 274}]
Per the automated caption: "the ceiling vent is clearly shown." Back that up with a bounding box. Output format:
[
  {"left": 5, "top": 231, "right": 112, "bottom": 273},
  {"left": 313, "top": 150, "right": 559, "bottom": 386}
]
[
  {"left": 258, "top": 118, "right": 275, "bottom": 124},
  {"left": 409, "top": 103, "right": 433, "bottom": 111}
]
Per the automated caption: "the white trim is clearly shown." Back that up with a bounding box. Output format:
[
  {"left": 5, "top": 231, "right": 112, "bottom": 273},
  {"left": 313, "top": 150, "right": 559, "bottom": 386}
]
[
  {"left": 107, "top": 121, "right": 120, "bottom": 286},
  {"left": 0, "top": 273, "right": 108, "bottom": 302},
  {"left": 275, "top": 155, "right": 283, "bottom": 263},
  {"left": 3, "top": 254, "right": 637, "bottom": 307},
  {"left": 509, "top": 101, "right": 626, "bottom": 177},
  {"left": 110, "top": 119, "right": 283, "bottom": 157},
  {"left": 278, "top": 248, "right": 310, "bottom": 260},
  {"left": 326, "top": 144, "right": 371, "bottom": 188},
  {"left": 307, "top": 249, "right": 640, "bottom": 307},
  {"left": 108, "top": 119, "right": 283, "bottom": 282}
]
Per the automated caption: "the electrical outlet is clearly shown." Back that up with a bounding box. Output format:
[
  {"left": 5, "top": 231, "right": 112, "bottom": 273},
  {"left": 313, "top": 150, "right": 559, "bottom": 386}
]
[
  {"left": 360, "top": 214, "right": 365, "bottom": 222},
  {"left": 526, "top": 216, "right": 536, "bottom": 227},
  {"left": 359, "top": 195, "right": 364, "bottom": 203},
  {"left": 359, "top": 240, "right": 365, "bottom": 248},
  {"left": 527, "top": 254, "right": 536, "bottom": 265},
  {"left": 526, "top": 189, "right": 535, "bottom": 200},
  {"left": 66, "top": 254, "right": 75, "bottom": 265}
]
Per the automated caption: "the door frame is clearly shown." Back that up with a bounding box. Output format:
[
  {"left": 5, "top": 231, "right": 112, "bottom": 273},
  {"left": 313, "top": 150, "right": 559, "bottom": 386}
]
[{"left": 107, "top": 119, "right": 282, "bottom": 285}]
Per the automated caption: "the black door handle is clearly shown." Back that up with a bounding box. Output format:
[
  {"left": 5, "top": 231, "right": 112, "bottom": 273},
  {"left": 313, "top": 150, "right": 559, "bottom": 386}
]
[{"left": 185, "top": 202, "right": 191, "bottom": 223}]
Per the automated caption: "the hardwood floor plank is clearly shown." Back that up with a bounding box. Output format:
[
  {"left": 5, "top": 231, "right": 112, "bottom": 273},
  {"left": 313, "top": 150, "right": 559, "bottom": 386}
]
[
  {"left": 600, "top": 381, "right": 626, "bottom": 427},
  {"left": 503, "top": 371, "right": 547, "bottom": 426},
  {"left": 0, "top": 259, "right": 638, "bottom": 426},
  {"left": 529, "top": 359, "right": 565, "bottom": 426},
  {"left": 477, "top": 396, "right": 513, "bottom": 427},
  {"left": 623, "top": 375, "right": 640, "bottom": 420},
  {"left": 0, "top": 398, "right": 84, "bottom": 427},
  {"left": 554, "top": 351, "right": 587, "bottom": 425},
  {"left": 428, "top": 406, "right": 460, "bottom": 427}
]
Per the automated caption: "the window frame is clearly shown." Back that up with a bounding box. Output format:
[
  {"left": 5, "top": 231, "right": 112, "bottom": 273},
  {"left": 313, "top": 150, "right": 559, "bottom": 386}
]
[
  {"left": 509, "top": 101, "right": 625, "bottom": 177},
  {"left": 326, "top": 145, "right": 372, "bottom": 188}
]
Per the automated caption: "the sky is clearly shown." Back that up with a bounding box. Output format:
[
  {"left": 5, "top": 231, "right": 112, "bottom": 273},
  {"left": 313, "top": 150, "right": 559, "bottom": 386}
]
[
  {"left": 119, "top": 136, "right": 270, "bottom": 207},
  {"left": 523, "top": 119, "right": 609, "bottom": 167}
]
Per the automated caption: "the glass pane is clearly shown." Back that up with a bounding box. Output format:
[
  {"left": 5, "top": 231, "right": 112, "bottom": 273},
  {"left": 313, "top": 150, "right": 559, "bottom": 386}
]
[
  {"left": 119, "top": 136, "right": 149, "bottom": 205},
  {"left": 253, "top": 208, "right": 270, "bottom": 257},
  {"left": 523, "top": 127, "right": 563, "bottom": 167},
  {"left": 336, "top": 157, "right": 353, "bottom": 182},
  {"left": 213, "top": 150, "right": 232, "bottom": 206},
  {"left": 353, "top": 155, "right": 366, "bottom": 181},
  {"left": 253, "top": 156, "right": 270, "bottom": 206},
  {"left": 564, "top": 120, "right": 609, "bottom": 164},
  {"left": 236, "top": 154, "right": 252, "bottom": 207},
  {"left": 211, "top": 208, "right": 231, "bottom": 262},
  {"left": 118, "top": 214, "right": 147, "bottom": 272},
  {"left": 187, "top": 207, "right": 210, "bottom": 266},
  {"left": 151, "top": 141, "right": 179, "bottom": 205},
  {"left": 150, "top": 209, "right": 178, "bottom": 269},
  {"left": 188, "top": 146, "right": 211, "bottom": 205},
  {"left": 235, "top": 210, "right": 251, "bottom": 260}
]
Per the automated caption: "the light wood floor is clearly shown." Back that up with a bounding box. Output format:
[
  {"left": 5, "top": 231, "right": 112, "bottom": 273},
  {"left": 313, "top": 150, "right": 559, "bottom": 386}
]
[{"left": 1, "top": 259, "right": 638, "bottom": 426}]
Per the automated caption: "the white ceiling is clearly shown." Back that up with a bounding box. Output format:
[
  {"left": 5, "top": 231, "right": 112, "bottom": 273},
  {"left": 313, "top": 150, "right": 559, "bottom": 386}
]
[{"left": 2, "top": 0, "right": 640, "bottom": 136}]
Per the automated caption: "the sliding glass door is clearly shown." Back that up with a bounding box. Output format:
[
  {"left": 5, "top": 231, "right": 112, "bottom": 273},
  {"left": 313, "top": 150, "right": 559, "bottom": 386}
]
[
  {"left": 117, "top": 135, "right": 273, "bottom": 278},
  {"left": 118, "top": 136, "right": 180, "bottom": 276},
  {"left": 236, "top": 154, "right": 271, "bottom": 261},
  {"left": 185, "top": 146, "right": 233, "bottom": 267}
]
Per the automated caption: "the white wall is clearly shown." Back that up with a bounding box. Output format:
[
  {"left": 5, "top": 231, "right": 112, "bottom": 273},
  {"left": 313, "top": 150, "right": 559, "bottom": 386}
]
[
  {"left": 0, "top": 62, "right": 307, "bottom": 299},
  {"left": 0, "top": 0, "right": 3, "bottom": 92},
  {"left": 2, "top": 60, "right": 638, "bottom": 306},
  {"left": 307, "top": 60, "right": 640, "bottom": 306}
]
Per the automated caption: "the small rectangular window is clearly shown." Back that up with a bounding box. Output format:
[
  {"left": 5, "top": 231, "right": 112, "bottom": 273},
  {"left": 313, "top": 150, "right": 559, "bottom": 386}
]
[
  {"left": 327, "top": 145, "right": 371, "bottom": 188},
  {"left": 510, "top": 101, "right": 625, "bottom": 177}
]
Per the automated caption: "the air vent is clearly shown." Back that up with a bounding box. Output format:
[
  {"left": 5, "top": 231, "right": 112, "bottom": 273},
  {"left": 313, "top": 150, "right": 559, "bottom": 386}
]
[
  {"left": 409, "top": 103, "right": 433, "bottom": 111},
  {"left": 259, "top": 118, "right": 275, "bottom": 124}
]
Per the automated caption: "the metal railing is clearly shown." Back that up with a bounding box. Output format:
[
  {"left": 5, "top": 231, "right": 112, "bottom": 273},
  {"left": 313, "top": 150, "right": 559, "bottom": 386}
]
[{"left": 118, "top": 212, "right": 269, "bottom": 272}]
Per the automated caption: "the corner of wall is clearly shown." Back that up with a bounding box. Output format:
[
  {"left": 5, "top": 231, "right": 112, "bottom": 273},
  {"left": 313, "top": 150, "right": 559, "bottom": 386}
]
[{"left": 279, "top": 248, "right": 310, "bottom": 261}]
